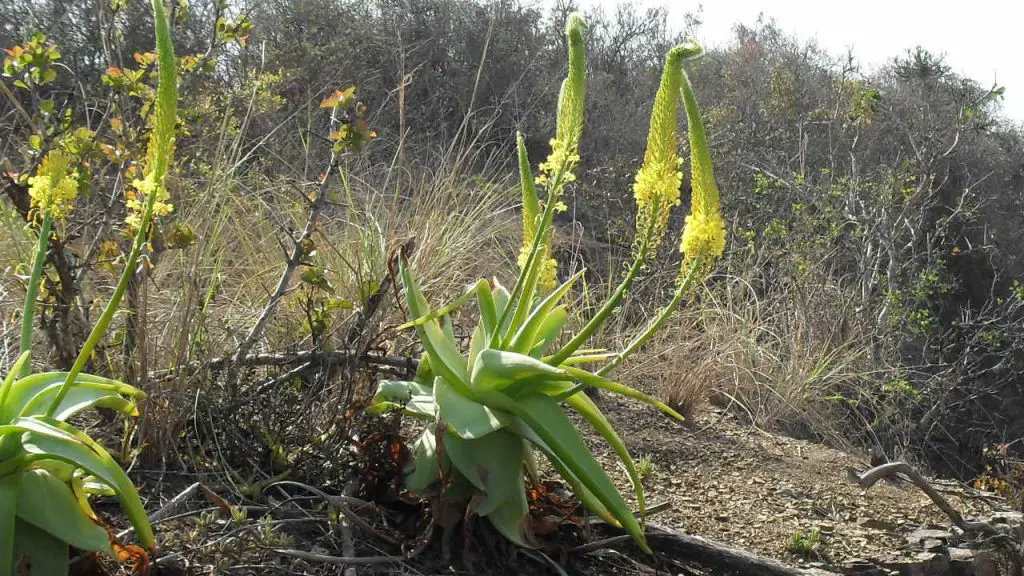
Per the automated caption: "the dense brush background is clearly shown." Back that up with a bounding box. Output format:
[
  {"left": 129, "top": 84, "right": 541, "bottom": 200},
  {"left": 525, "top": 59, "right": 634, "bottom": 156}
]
[{"left": 2, "top": 0, "right": 1023, "bottom": 495}]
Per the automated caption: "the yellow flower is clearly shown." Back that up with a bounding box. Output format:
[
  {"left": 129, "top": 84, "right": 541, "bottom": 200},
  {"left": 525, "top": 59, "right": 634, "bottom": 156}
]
[
  {"left": 125, "top": 175, "right": 174, "bottom": 230},
  {"left": 678, "top": 42, "right": 726, "bottom": 264},
  {"left": 680, "top": 212, "right": 726, "bottom": 262},
  {"left": 27, "top": 150, "right": 79, "bottom": 221}
]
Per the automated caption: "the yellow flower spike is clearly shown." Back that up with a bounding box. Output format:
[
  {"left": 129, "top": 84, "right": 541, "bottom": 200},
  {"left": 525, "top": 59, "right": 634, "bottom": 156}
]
[
  {"left": 517, "top": 133, "right": 557, "bottom": 293},
  {"left": 678, "top": 41, "right": 726, "bottom": 264},
  {"left": 27, "top": 150, "right": 79, "bottom": 222},
  {"left": 632, "top": 45, "right": 689, "bottom": 259}
]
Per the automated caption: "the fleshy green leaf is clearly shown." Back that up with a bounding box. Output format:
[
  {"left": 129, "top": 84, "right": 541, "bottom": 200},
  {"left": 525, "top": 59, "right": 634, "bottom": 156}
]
[
  {"left": 13, "top": 518, "right": 69, "bottom": 576},
  {"left": 508, "top": 269, "right": 584, "bottom": 354},
  {"left": 19, "top": 418, "right": 154, "bottom": 549},
  {"left": 484, "top": 479, "right": 533, "bottom": 548},
  {"left": 434, "top": 377, "right": 509, "bottom": 439},
  {"left": 400, "top": 263, "right": 471, "bottom": 393},
  {"left": 565, "top": 391, "right": 645, "bottom": 519},
  {"left": 404, "top": 428, "right": 443, "bottom": 494},
  {"left": 529, "top": 305, "right": 568, "bottom": 358},
  {"left": 0, "top": 472, "right": 20, "bottom": 576},
  {"left": 563, "top": 367, "right": 685, "bottom": 421},
  {"left": 15, "top": 469, "right": 112, "bottom": 554},
  {"left": 477, "top": 391, "right": 649, "bottom": 552},
  {"left": 470, "top": 349, "right": 565, "bottom": 394},
  {"left": 443, "top": 429, "right": 525, "bottom": 517}
]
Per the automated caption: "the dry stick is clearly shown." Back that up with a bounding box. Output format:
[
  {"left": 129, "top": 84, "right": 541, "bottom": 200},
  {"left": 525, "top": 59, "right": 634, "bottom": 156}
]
[
  {"left": 846, "top": 461, "right": 999, "bottom": 536},
  {"left": 227, "top": 107, "right": 343, "bottom": 391},
  {"left": 149, "top": 350, "right": 418, "bottom": 381},
  {"left": 340, "top": 476, "right": 360, "bottom": 576},
  {"left": 266, "top": 480, "right": 400, "bottom": 546}
]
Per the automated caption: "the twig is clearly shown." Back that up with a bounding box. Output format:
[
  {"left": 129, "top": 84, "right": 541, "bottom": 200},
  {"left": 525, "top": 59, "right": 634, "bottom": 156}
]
[
  {"left": 846, "top": 461, "right": 999, "bottom": 535},
  {"left": 149, "top": 481, "right": 202, "bottom": 523},
  {"left": 340, "top": 476, "right": 360, "bottom": 576},
  {"left": 149, "top": 350, "right": 418, "bottom": 381},
  {"left": 265, "top": 480, "right": 401, "bottom": 546},
  {"left": 228, "top": 107, "right": 345, "bottom": 390},
  {"left": 271, "top": 548, "right": 404, "bottom": 566}
]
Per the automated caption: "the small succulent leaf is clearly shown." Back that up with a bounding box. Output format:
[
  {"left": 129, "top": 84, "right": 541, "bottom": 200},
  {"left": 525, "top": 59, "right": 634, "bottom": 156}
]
[
  {"left": 399, "top": 263, "right": 471, "bottom": 392},
  {"left": 16, "top": 469, "right": 113, "bottom": 553},
  {"left": 443, "top": 428, "right": 525, "bottom": 516},
  {"left": 484, "top": 480, "right": 534, "bottom": 548},
  {"left": 0, "top": 472, "right": 20, "bottom": 576},
  {"left": 434, "top": 376, "right": 510, "bottom": 439},
  {"left": 20, "top": 418, "right": 154, "bottom": 549},
  {"left": 529, "top": 305, "right": 568, "bottom": 358},
  {"left": 413, "top": 352, "right": 434, "bottom": 386},
  {"left": 563, "top": 367, "right": 685, "bottom": 421},
  {"left": 565, "top": 392, "right": 645, "bottom": 518},
  {"left": 509, "top": 269, "right": 584, "bottom": 354},
  {"left": 404, "top": 428, "right": 442, "bottom": 494},
  {"left": 478, "top": 391, "right": 649, "bottom": 552},
  {"left": 470, "top": 349, "right": 566, "bottom": 394},
  {"left": 13, "top": 518, "right": 70, "bottom": 576}
]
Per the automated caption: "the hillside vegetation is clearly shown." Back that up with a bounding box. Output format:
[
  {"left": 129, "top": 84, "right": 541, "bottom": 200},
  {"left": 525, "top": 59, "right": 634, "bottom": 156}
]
[{"left": 1, "top": 0, "right": 1024, "bottom": 573}]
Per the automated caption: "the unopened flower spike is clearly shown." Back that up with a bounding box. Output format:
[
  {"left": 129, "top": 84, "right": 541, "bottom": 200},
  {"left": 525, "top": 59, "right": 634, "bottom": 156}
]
[
  {"left": 632, "top": 45, "right": 688, "bottom": 259},
  {"left": 678, "top": 42, "right": 726, "bottom": 266}
]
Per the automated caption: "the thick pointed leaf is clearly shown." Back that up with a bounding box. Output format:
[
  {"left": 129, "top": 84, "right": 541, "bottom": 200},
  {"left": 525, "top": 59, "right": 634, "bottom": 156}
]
[
  {"left": 19, "top": 418, "right": 154, "bottom": 550},
  {"left": 507, "top": 418, "right": 618, "bottom": 526},
  {"left": 443, "top": 429, "right": 525, "bottom": 516},
  {"left": 0, "top": 350, "right": 31, "bottom": 415},
  {"left": 485, "top": 480, "right": 533, "bottom": 548},
  {"left": 0, "top": 472, "right": 20, "bottom": 576},
  {"left": 15, "top": 469, "right": 112, "bottom": 554},
  {"left": 467, "top": 324, "right": 486, "bottom": 372},
  {"left": 478, "top": 391, "right": 650, "bottom": 552},
  {"left": 434, "top": 377, "right": 509, "bottom": 439},
  {"left": 400, "top": 263, "right": 471, "bottom": 393},
  {"left": 404, "top": 428, "right": 444, "bottom": 494},
  {"left": 476, "top": 281, "right": 499, "bottom": 339},
  {"left": 509, "top": 270, "right": 584, "bottom": 354},
  {"left": 564, "top": 366, "right": 685, "bottom": 421},
  {"left": 23, "top": 387, "right": 136, "bottom": 420},
  {"left": 565, "top": 392, "right": 645, "bottom": 518},
  {"left": 372, "top": 380, "right": 432, "bottom": 401},
  {"left": 529, "top": 306, "right": 568, "bottom": 358},
  {"left": 12, "top": 518, "right": 69, "bottom": 576},
  {"left": 471, "top": 349, "right": 565, "bottom": 394},
  {"left": 2, "top": 372, "right": 141, "bottom": 422}
]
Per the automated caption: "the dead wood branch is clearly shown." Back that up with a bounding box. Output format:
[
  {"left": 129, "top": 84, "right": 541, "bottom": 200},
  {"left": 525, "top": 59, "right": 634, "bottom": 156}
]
[
  {"left": 847, "top": 461, "right": 999, "bottom": 536},
  {"left": 149, "top": 350, "right": 418, "bottom": 382}
]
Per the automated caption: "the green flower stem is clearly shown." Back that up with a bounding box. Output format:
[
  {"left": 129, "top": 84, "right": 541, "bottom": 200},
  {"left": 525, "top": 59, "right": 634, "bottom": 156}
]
[
  {"left": 493, "top": 163, "right": 567, "bottom": 348},
  {"left": 18, "top": 214, "right": 52, "bottom": 378},
  {"left": 547, "top": 234, "right": 652, "bottom": 366},
  {"left": 596, "top": 255, "right": 704, "bottom": 377},
  {"left": 47, "top": 0, "right": 176, "bottom": 419}
]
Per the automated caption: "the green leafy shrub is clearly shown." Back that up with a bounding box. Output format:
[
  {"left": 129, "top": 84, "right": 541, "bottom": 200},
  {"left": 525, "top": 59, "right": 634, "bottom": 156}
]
[
  {"left": 370, "top": 13, "right": 725, "bottom": 552},
  {"left": 0, "top": 0, "right": 177, "bottom": 572}
]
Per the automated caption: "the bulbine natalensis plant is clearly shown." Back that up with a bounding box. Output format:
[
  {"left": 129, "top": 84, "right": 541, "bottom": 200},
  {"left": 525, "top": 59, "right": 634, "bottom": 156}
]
[
  {"left": 1, "top": 0, "right": 176, "bottom": 572},
  {"left": 370, "top": 13, "right": 725, "bottom": 552}
]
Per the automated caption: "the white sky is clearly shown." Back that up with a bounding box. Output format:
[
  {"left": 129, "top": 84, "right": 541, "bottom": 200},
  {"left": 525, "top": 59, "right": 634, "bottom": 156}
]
[{"left": 575, "top": 0, "right": 1023, "bottom": 124}]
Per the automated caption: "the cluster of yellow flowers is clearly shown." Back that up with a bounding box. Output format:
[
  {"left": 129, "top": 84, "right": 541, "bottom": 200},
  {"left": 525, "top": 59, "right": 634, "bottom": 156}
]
[
  {"left": 534, "top": 138, "right": 580, "bottom": 189},
  {"left": 679, "top": 61, "right": 726, "bottom": 265},
  {"left": 125, "top": 174, "right": 174, "bottom": 230},
  {"left": 27, "top": 150, "right": 79, "bottom": 222}
]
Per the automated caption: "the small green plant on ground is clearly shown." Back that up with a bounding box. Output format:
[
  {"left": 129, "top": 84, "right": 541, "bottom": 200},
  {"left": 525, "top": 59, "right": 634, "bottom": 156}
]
[
  {"left": 370, "top": 13, "right": 726, "bottom": 552},
  {"left": 786, "top": 527, "right": 821, "bottom": 556},
  {"left": 0, "top": 0, "right": 177, "bottom": 572}
]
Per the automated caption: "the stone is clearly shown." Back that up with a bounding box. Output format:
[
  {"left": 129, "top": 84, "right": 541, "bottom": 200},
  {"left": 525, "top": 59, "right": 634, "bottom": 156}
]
[{"left": 906, "top": 528, "right": 954, "bottom": 548}]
